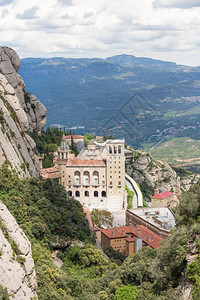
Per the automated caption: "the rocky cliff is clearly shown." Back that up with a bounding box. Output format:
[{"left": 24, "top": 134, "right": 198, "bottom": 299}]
[
  {"left": 126, "top": 150, "right": 181, "bottom": 202},
  {"left": 0, "top": 46, "right": 46, "bottom": 178},
  {"left": 0, "top": 201, "right": 38, "bottom": 299}
]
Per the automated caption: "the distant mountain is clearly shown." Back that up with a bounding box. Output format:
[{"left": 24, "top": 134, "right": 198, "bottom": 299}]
[
  {"left": 19, "top": 54, "right": 200, "bottom": 148},
  {"left": 106, "top": 54, "right": 178, "bottom": 70}
]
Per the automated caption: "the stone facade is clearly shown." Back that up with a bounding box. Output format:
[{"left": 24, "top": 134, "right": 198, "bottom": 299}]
[{"left": 57, "top": 138, "right": 126, "bottom": 211}]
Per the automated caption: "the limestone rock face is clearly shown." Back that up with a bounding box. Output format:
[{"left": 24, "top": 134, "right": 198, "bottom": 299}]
[
  {"left": 0, "top": 46, "right": 47, "bottom": 177},
  {"left": 180, "top": 174, "right": 200, "bottom": 192},
  {"left": 0, "top": 46, "right": 46, "bottom": 133},
  {"left": 126, "top": 150, "right": 180, "bottom": 202},
  {"left": 0, "top": 201, "right": 38, "bottom": 299}
]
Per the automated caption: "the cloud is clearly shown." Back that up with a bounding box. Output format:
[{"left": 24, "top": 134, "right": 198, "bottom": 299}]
[
  {"left": 57, "top": 0, "right": 74, "bottom": 6},
  {"left": 1, "top": 8, "right": 8, "bottom": 17},
  {"left": 83, "top": 12, "right": 94, "bottom": 19},
  {"left": 16, "top": 5, "right": 39, "bottom": 20},
  {"left": 1, "top": 0, "right": 200, "bottom": 66},
  {"left": 0, "top": 0, "right": 13, "bottom": 6},
  {"left": 153, "top": 0, "right": 200, "bottom": 9}
]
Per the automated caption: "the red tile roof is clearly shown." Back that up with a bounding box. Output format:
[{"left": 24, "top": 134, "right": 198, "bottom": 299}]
[
  {"left": 101, "top": 225, "right": 163, "bottom": 249},
  {"left": 65, "top": 135, "right": 84, "bottom": 140},
  {"left": 40, "top": 166, "right": 60, "bottom": 179},
  {"left": 126, "top": 238, "right": 136, "bottom": 243},
  {"left": 101, "top": 228, "right": 129, "bottom": 239},
  {"left": 131, "top": 225, "right": 163, "bottom": 248},
  {"left": 66, "top": 158, "right": 105, "bottom": 166},
  {"left": 152, "top": 191, "right": 173, "bottom": 199}
]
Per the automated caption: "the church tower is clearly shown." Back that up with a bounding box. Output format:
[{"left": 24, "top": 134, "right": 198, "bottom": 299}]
[
  {"left": 58, "top": 134, "right": 70, "bottom": 160},
  {"left": 105, "top": 139, "right": 125, "bottom": 210},
  {"left": 58, "top": 134, "right": 71, "bottom": 186}
]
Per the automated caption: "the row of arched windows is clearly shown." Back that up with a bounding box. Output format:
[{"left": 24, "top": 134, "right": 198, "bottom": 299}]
[
  {"left": 68, "top": 190, "right": 106, "bottom": 198},
  {"left": 109, "top": 145, "right": 121, "bottom": 154},
  {"left": 74, "top": 171, "right": 99, "bottom": 185}
]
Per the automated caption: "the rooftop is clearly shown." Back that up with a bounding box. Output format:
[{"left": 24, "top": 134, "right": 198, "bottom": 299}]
[
  {"left": 65, "top": 135, "right": 84, "bottom": 140},
  {"left": 152, "top": 191, "right": 173, "bottom": 199},
  {"left": 101, "top": 225, "right": 163, "bottom": 249},
  {"left": 127, "top": 207, "right": 176, "bottom": 231},
  {"left": 66, "top": 158, "right": 106, "bottom": 166},
  {"left": 40, "top": 166, "right": 60, "bottom": 179}
]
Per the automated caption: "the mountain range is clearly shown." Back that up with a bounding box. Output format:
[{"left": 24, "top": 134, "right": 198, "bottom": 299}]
[{"left": 19, "top": 54, "right": 200, "bottom": 148}]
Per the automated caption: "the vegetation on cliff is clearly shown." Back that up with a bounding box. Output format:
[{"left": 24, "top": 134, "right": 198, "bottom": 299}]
[{"left": 1, "top": 160, "right": 200, "bottom": 299}]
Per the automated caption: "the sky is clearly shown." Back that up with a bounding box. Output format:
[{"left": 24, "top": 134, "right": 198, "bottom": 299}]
[{"left": 1, "top": 0, "right": 200, "bottom": 66}]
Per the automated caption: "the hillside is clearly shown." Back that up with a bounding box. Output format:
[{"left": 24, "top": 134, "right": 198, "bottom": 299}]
[
  {"left": 149, "top": 137, "right": 200, "bottom": 173},
  {"left": 19, "top": 54, "right": 200, "bottom": 151},
  {"left": 1, "top": 161, "right": 200, "bottom": 299}
]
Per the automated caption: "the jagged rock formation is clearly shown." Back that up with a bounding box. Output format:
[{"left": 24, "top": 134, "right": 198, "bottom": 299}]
[
  {"left": 0, "top": 46, "right": 46, "bottom": 178},
  {"left": 180, "top": 173, "right": 200, "bottom": 192},
  {"left": 0, "top": 201, "right": 38, "bottom": 299},
  {"left": 126, "top": 150, "right": 180, "bottom": 202}
]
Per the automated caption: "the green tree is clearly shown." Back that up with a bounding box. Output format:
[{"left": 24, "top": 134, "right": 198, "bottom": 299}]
[
  {"left": 114, "top": 285, "right": 137, "bottom": 300},
  {"left": 91, "top": 209, "right": 114, "bottom": 228},
  {"left": 0, "top": 285, "right": 9, "bottom": 300}
]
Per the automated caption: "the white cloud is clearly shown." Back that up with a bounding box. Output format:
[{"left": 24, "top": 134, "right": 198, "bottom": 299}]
[
  {"left": 153, "top": 0, "right": 200, "bottom": 9},
  {"left": 0, "top": 0, "right": 13, "bottom": 6},
  {"left": 16, "top": 5, "right": 39, "bottom": 19},
  {"left": 0, "top": 0, "right": 200, "bottom": 65}
]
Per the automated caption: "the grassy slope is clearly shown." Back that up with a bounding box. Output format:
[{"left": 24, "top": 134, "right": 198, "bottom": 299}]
[{"left": 148, "top": 137, "right": 200, "bottom": 172}]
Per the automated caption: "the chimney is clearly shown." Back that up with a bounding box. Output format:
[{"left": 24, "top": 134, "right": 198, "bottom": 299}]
[
  {"left": 148, "top": 236, "right": 151, "bottom": 242},
  {"left": 112, "top": 231, "right": 114, "bottom": 236},
  {"left": 122, "top": 229, "right": 125, "bottom": 235},
  {"left": 154, "top": 188, "right": 159, "bottom": 195},
  {"left": 137, "top": 229, "right": 141, "bottom": 235}
]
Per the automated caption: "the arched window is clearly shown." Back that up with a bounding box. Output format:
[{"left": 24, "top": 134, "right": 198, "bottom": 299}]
[
  {"left": 118, "top": 145, "right": 121, "bottom": 154},
  {"left": 102, "top": 191, "right": 106, "bottom": 197},
  {"left": 85, "top": 191, "right": 89, "bottom": 197},
  {"left": 93, "top": 171, "right": 99, "bottom": 185},
  {"left": 114, "top": 146, "right": 117, "bottom": 154},
  {"left": 94, "top": 191, "right": 98, "bottom": 197},
  {"left": 83, "top": 171, "right": 90, "bottom": 185},
  {"left": 62, "top": 153, "right": 64, "bottom": 159},
  {"left": 68, "top": 191, "right": 72, "bottom": 197},
  {"left": 109, "top": 146, "right": 112, "bottom": 154},
  {"left": 74, "top": 171, "right": 80, "bottom": 185},
  {"left": 75, "top": 191, "right": 80, "bottom": 197}
]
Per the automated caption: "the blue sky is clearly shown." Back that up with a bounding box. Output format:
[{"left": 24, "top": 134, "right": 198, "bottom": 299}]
[{"left": 1, "top": 0, "right": 200, "bottom": 66}]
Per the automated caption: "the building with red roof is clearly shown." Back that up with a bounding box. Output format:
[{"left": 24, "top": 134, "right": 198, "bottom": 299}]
[
  {"left": 40, "top": 166, "right": 60, "bottom": 180},
  {"left": 151, "top": 190, "right": 176, "bottom": 208},
  {"left": 101, "top": 225, "right": 163, "bottom": 256}
]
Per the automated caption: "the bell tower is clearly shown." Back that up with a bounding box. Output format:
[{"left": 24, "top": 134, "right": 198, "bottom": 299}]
[{"left": 58, "top": 134, "right": 71, "bottom": 160}]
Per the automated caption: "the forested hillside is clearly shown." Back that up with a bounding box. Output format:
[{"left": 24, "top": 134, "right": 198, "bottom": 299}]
[
  {"left": 19, "top": 54, "right": 200, "bottom": 150},
  {"left": 1, "top": 160, "right": 200, "bottom": 299}
]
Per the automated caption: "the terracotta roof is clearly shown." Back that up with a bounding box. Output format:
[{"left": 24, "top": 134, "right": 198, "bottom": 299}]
[
  {"left": 45, "top": 174, "right": 60, "bottom": 179},
  {"left": 101, "top": 227, "right": 130, "bottom": 239},
  {"left": 66, "top": 158, "right": 105, "bottom": 166},
  {"left": 126, "top": 238, "right": 135, "bottom": 242},
  {"left": 65, "top": 135, "right": 84, "bottom": 140},
  {"left": 101, "top": 225, "right": 163, "bottom": 249},
  {"left": 152, "top": 191, "right": 173, "bottom": 199},
  {"left": 131, "top": 225, "right": 163, "bottom": 248},
  {"left": 40, "top": 166, "right": 59, "bottom": 174},
  {"left": 40, "top": 166, "right": 60, "bottom": 179}
]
